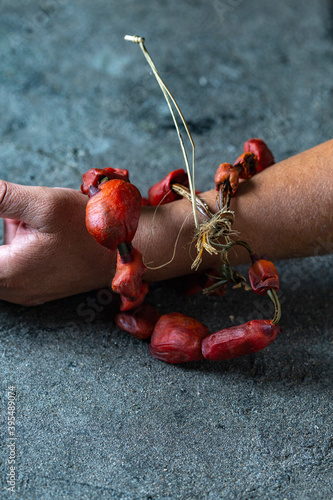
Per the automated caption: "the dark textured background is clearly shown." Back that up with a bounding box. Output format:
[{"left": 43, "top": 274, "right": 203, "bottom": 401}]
[{"left": 0, "top": 1, "right": 332, "bottom": 498}]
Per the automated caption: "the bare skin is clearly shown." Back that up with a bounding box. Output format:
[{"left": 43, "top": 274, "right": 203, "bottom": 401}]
[{"left": 0, "top": 140, "right": 332, "bottom": 306}]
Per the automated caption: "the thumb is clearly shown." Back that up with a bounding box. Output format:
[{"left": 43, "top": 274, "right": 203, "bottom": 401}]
[{"left": 0, "top": 180, "right": 51, "bottom": 227}]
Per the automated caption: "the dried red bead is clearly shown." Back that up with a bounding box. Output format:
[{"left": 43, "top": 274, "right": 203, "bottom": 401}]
[
  {"left": 85, "top": 179, "right": 142, "bottom": 252},
  {"left": 148, "top": 169, "right": 189, "bottom": 206},
  {"left": 202, "top": 269, "right": 227, "bottom": 296},
  {"left": 233, "top": 152, "right": 258, "bottom": 179},
  {"left": 149, "top": 312, "right": 209, "bottom": 363},
  {"left": 201, "top": 320, "right": 282, "bottom": 361},
  {"left": 120, "top": 282, "right": 149, "bottom": 312},
  {"left": 115, "top": 303, "right": 160, "bottom": 340},
  {"left": 248, "top": 256, "right": 279, "bottom": 295},
  {"left": 177, "top": 273, "right": 206, "bottom": 296},
  {"left": 180, "top": 269, "right": 226, "bottom": 296},
  {"left": 243, "top": 138, "right": 275, "bottom": 173},
  {"left": 81, "top": 167, "right": 129, "bottom": 195},
  {"left": 112, "top": 247, "right": 147, "bottom": 300},
  {"left": 214, "top": 163, "right": 239, "bottom": 195}
]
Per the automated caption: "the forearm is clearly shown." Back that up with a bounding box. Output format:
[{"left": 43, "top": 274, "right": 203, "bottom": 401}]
[
  {"left": 136, "top": 139, "right": 333, "bottom": 281},
  {"left": 0, "top": 140, "right": 331, "bottom": 305}
]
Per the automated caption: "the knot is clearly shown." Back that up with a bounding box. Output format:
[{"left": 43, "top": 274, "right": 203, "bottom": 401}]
[{"left": 192, "top": 208, "right": 235, "bottom": 270}]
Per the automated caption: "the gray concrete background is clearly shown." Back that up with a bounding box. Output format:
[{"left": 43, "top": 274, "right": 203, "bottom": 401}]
[{"left": 0, "top": 1, "right": 332, "bottom": 498}]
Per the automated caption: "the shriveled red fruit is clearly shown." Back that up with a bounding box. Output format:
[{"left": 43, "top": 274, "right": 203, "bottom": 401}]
[
  {"left": 214, "top": 163, "right": 239, "bottom": 195},
  {"left": 115, "top": 303, "right": 160, "bottom": 339},
  {"left": 201, "top": 320, "right": 282, "bottom": 361},
  {"left": 112, "top": 247, "right": 147, "bottom": 300},
  {"left": 120, "top": 282, "right": 149, "bottom": 312},
  {"left": 180, "top": 269, "right": 226, "bottom": 297},
  {"left": 81, "top": 167, "right": 129, "bottom": 195},
  {"left": 148, "top": 169, "right": 189, "bottom": 206},
  {"left": 202, "top": 269, "right": 227, "bottom": 296},
  {"left": 243, "top": 138, "right": 275, "bottom": 173},
  {"left": 233, "top": 152, "right": 258, "bottom": 179},
  {"left": 248, "top": 255, "right": 279, "bottom": 296},
  {"left": 149, "top": 312, "right": 209, "bottom": 363},
  {"left": 178, "top": 273, "right": 204, "bottom": 296},
  {"left": 85, "top": 179, "right": 142, "bottom": 252}
]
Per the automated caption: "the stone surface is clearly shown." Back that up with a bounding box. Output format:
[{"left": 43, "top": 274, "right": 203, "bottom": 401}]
[{"left": 0, "top": 1, "right": 332, "bottom": 498}]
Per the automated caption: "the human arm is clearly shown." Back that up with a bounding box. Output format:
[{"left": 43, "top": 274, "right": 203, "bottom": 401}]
[
  {"left": 138, "top": 139, "right": 333, "bottom": 277},
  {"left": 0, "top": 139, "right": 332, "bottom": 305}
]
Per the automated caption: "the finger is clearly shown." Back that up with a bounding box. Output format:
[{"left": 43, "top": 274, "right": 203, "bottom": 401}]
[
  {"left": 0, "top": 180, "right": 51, "bottom": 228},
  {"left": 4, "top": 218, "right": 20, "bottom": 244}
]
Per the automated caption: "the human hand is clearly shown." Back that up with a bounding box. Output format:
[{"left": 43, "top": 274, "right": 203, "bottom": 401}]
[
  {"left": 1, "top": 140, "right": 332, "bottom": 306},
  {"left": 0, "top": 180, "right": 115, "bottom": 305}
]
